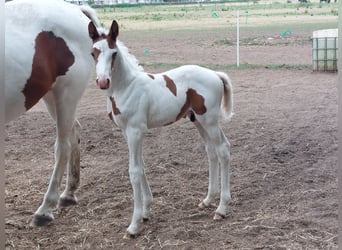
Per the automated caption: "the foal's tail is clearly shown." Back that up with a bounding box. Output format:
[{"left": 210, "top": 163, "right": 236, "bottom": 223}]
[{"left": 216, "top": 71, "right": 234, "bottom": 121}]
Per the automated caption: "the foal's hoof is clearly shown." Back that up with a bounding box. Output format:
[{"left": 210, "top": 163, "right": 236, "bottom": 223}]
[
  {"left": 142, "top": 217, "right": 149, "bottom": 222},
  {"left": 30, "top": 214, "right": 53, "bottom": 227},
  {"left": 58, "top": 197, "right": 78, "bottom": 208},
  {"left": 213, "top": 212, "right": 225, "bottom": 220},
  {"left": 123, "top": 232, "right": 136, "bottom": 240}
]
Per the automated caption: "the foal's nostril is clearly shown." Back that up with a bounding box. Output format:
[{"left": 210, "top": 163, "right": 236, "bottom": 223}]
[
  {"left": 96, "top": 78, "right": 99, "bottom": 84},
  {"left": 106, "top": 79, "right": 110, "bottom": 85}
]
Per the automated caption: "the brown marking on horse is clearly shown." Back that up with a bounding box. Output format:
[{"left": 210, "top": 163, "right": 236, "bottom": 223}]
[
  {"left": 147, "top": 74, "right": 155, "bottom": 80},
  {"left": 89, "top": 21, "right": 117, "bottom": 49},
  {"left": 22, "top": 31, "right": 75, "bottom": 111},
  {"left": 88, "top": 21, "right": 106, "bottom": 43},
  {"left": 108, "top": 112, "right": 119, "bottom": 126},
  {"left": 163, "top": 75, "right": 177, "bottom": 96},
  {"left": 186, "top": 88, "right": 206, "bottom": 115},
  {"left": 109, "top": 96, "right": 121, "bottom": 115},
  {"left": 176, "top": 88, "right": 207, "bottom": 121},
  {"left": 92, "top": 34, "right": 107, "bottom": 44},
  {"left": 107, "top": 37, "right": 116, "bottom": 49},
  {"left": 91, "top": 48, "right": 101, "bottom": 63},
  {"left": 108, "top": 20, "right": 119, "bottom": 49}
]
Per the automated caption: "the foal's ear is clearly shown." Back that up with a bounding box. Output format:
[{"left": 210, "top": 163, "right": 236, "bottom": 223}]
[
  {"left": 109, "top": 20, "right": 119, "bottom": 41},
  {"left": 88, "top": 21, "right": 100, "bottom": 42}
]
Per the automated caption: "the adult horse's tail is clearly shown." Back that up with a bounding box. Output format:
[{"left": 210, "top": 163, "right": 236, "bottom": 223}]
[
  {"left": 80, "top": 5, "right": 102, "bottom": 29},
  {"left": 216, "top": 71, "right": 234, "bottom": 121}
]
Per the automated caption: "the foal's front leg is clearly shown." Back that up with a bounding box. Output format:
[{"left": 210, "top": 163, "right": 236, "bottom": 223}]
[{"left": 124, "top": 126, "right": 151, "bottom": 238}]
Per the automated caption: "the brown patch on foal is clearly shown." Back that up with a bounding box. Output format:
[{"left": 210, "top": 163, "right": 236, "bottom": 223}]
[
  {"left": 91, "top": 48, "right": 101, "bottom": 63},
  {"left": 163, "top": 75, "right": 177, "bottom": 96},
  {"left": 187, "top": 89, "right": 206, "bottom": 114},
  {"left": 22, "top": 31, "right": 75, "bottom": 110},
  {"left": 109, "top": 96, "right": 121, "bottom": 115},
  {"left": 176, "top": 88, "right": 207, "bottom": 121}
]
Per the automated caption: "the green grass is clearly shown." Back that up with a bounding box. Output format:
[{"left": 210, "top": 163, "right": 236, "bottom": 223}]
[
  {"left": 142, "top": 62, "right": 312, "bottom": 71},
  {"left": 95, "top": 2, "right": 337, "bottom": 12},
  {"left": 244, "top": 21, "right": 336, "bottom": 31},
  {"left": 97, "top": 2, "right": 338, "bottom": 23}
]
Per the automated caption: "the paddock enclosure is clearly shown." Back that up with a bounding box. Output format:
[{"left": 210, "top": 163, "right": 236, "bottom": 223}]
[{"left": 5, "top": 2, "right": 338, "bottom": 249}]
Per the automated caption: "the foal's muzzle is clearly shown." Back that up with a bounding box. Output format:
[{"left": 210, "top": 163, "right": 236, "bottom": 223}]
[{"left": 96, "top": 77, "right": 110, "bottom": 89}]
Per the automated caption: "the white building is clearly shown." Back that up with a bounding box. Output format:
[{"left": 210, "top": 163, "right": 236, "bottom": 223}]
[{"left": 65, "top": 0, "right": 89, "bottom": 5}]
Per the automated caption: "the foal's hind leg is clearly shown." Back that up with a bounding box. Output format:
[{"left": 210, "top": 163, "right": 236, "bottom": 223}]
[
  {"left": 140, "top": 170, "right": 153, "bottom": 221},
  {"left": 211, "top": 127, "right": 231, "bottom": 219},
  {"left": 198, "top": 120, "right": 231, "bottom": 219},
  {"left": 194, "top": 121, "right": 220, "bottom": 208}
]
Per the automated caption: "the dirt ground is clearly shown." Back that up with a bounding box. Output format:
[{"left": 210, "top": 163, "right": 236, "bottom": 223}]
[{"left": 5, "top": 26, "right": 338, "bottom": 249}]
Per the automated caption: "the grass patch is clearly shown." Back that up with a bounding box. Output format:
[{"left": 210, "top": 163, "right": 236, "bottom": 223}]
[
  {"left": 96, "top": 2, "right": 338, "bottom": 25},
  {"left": 142, "top": 62, "right": 312, "bottom": 71},
  {"left": 214, "top": 38, "right": 234, "bottom": 46}
]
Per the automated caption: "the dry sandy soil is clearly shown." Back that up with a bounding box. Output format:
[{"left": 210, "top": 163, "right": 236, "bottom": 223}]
[{"left": 5, "top": 24, "right": 338, "bottom": 249}]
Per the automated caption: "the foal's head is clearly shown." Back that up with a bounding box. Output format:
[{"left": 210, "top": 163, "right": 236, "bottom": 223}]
[{"left": 88, "top": 20, "right": 119, "bottom": 89}]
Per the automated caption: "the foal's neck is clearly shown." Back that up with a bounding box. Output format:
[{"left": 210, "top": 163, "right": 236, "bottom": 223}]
[{"left": 111, "top": 48, "right": 143, "bottom": 93}]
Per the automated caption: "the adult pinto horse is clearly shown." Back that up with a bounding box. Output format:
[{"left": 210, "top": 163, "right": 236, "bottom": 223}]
[
  {"left": 5, "top": 0, "right": 103, "bottom": 226},
  {"left": 88, "top": 20, "right": 234, "bottom": 238}
]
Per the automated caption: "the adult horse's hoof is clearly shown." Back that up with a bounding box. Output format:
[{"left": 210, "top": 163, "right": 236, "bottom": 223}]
[
  {"left": 123, "top": 232, "right": 136, "bottom": 240},
  {"left": 30, "top": 214, "right": 53, "bottom": 227},
  {"left": 198, "top": 201, "right": 209, "bottom": 209},
  {"left": 198, "top": 202, "right": 205, "bottom": 209},
  {"left": 58, "top": 196, "right": 78, "bottom": 208},
  {"left": 213, "top": 212, "right": 225, "bottom": 220}
]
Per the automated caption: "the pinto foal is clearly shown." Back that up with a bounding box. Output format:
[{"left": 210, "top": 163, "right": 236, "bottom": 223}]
[{"left": 89, "top": 20, "right": 233, "bottom": 238}]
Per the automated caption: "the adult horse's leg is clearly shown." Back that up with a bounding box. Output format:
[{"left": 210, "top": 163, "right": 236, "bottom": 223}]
[
  {"left": 31, "top": 87, "right": 80, "bottom": 226},
  {"left": 124, "top": 126, "right": 148, "bottom": 238},
  {"left": 194, "top": 121, "right": 220, "bottom": 209},
  {"left": 42, "top": 92, "right": 81, "bottom": 208},
  {"left": 58, "top": 124, "right": 80, "bottom": 207}
]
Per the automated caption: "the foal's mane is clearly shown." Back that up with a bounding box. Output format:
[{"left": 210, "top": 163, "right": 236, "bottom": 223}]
[{"left": 116, "top": 40, "right": 144, "bottom": 72}]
